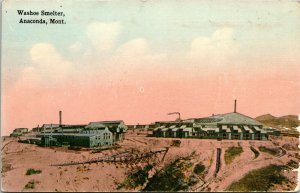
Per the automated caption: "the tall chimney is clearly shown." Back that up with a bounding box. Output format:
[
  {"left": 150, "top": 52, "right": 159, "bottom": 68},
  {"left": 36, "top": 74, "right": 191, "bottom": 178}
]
[
  {"left": 59, "top": 110, "right": 62, "bottom": 126},
  {"left": 234, "top": 99, "right": 237, "bottom": 113}
]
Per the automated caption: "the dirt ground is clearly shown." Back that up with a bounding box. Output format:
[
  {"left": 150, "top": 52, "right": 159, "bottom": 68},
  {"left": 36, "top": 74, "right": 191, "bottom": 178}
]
[{"left": 1, "top": 130, "right": 299, "bottom": 192}]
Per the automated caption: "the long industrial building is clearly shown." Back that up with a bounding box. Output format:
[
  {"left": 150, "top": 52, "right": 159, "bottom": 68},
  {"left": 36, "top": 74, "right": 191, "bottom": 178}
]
[
  {"left": 152, "top": 101, "right": 279, "bottom": 140},
  {"left": 40, "top": 120, "right": 128, "bottom": 147},
  {"left": 41, "top": 127, "right": 114, "bottom": 148},
  {"left": 35, "top": 111, "right": 128, "bottom": 147}
]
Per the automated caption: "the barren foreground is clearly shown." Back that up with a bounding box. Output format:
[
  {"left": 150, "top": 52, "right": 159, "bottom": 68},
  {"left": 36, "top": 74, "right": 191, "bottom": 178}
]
[{"left": 1, "top": 130, "right": 299, "bottom": 192}]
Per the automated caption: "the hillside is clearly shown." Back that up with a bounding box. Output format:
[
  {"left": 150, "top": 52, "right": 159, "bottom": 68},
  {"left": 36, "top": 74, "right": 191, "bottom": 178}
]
[
  {"left": 255, "top": 114, "right": 299, "bottom": 132},
  {"left": 2, "top": 133, "right": 299, "bottom": 192}
]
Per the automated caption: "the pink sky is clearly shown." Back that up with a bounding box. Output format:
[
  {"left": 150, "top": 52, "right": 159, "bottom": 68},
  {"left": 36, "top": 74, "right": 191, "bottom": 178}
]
[
  {"left": 2, "top": 1, "right": 300, "bottom": 136},
  {"left": 3, "top": 61, "right": 299, "bottom": 136}
]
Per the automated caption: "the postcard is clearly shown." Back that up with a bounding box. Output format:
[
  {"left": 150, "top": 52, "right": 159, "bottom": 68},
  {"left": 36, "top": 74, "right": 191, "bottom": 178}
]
[{"left": 1, "top": 0, "right": 300, "bottom": 192}]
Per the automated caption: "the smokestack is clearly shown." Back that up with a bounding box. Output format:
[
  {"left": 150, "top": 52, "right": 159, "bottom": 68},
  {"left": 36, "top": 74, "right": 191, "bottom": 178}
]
[
  {"left": 234, "top": 99, "right": 237, "bottom": 113},
  {"left": 59, "top": 111, "right": 62, "bottom": 126}
]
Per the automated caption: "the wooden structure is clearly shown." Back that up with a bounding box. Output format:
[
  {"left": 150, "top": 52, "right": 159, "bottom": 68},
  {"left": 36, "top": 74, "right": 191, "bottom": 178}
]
[{"left": 50, "top": 148, "right": 169, "bottom": 167}]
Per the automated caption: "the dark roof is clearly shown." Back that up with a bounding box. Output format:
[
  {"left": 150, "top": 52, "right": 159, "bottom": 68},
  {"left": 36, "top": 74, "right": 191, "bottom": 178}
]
[
  {"left": 85, "top": 122, "right": 106, "bottom": 128},
  {"left": 155, "top": 122, "right": 193, "bottom": 128},
  {"left": 41, "top": 131, "right": 108, "bottom": 137},
  {"left": 194, "top": 117, "right": 223, "bottom": 123},
  {"left": 61, "top": 124, "right": 86, "bottom": 128}
]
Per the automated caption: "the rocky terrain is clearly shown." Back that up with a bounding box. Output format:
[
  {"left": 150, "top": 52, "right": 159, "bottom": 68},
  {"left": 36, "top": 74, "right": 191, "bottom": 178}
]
[{"left": 1, "top": 129, "right": 299, "bottom": 192}]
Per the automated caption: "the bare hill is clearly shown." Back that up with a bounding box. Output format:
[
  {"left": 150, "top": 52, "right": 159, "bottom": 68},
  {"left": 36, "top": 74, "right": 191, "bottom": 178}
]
[
  {"left": 255, "top": 114, "right": 299, "bottom": 131},
  {"left": 2, "top": 133, "right": 299, "bottom": 192}
]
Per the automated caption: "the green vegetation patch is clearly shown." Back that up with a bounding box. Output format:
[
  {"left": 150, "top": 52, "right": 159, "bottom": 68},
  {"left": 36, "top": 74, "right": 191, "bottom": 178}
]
[
  {"left": 287, "top": 160, "right": 298, "bottom": 169},
  {"left": 187, "top": 173, "right": 200, "bottom": 186},
  {"left": 224, "top": 146, "right": 243, "bottom": 165},
  {"left": 117, "top": 164, "right": 154, "bottom": 190},
  {"left": 193, "top": 163, "right": 205, "bottom": 175},
  {"left": 26, "top": 168, "right": 42, "bottom": 175},
  {"left": 226, "top": 164, "right": 289, "bottom": 191},
  {"left": 143, "top": 155, "right": 194, "bottom": 191},
  {"left": 258, "top": 146, "right": 280, "bottom": 156},
  {"left": 24, "top": 180, "right": 35, "bottom": 189},
  {"left": 250, "top": 146, "right": 260, "bottom": 159}
]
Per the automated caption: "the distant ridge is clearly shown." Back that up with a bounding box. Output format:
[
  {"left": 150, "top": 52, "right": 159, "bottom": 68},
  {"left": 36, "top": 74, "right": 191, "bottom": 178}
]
[
  {"left": 255, "top": 114, "right": 276, "bottom": 120},
  {"left": 255, "top": 114, "right": 299, "bottom": 132}
]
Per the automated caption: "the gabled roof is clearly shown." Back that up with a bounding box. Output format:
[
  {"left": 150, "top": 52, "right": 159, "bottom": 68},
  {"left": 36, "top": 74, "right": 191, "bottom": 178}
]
[
  {"left": 86, "top": 120, "right": 124, "bottom": 128},
  {"left": 85, "top": 120, "right": 127, "bottom": 133},
  {"left": 85, "top": 122, "right": 107, "bottom": 129}
]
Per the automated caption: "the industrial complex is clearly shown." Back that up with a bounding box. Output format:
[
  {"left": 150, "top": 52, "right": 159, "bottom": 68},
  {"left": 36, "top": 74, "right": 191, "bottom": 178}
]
[
  {"left": 37, "top": 118, "right": 128, "bottom": 147},
  {"left": 152, "top": 100, "right": 279, "bottom": 140},
  {"left": 152, "top": 112, "right": 278, "bottom": 140},
  {"left": 11, "top": 100, "right": 280, "bottom": 148},
  {"left": 21, "top": 111, "right": 128, "bottom": 148}
]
